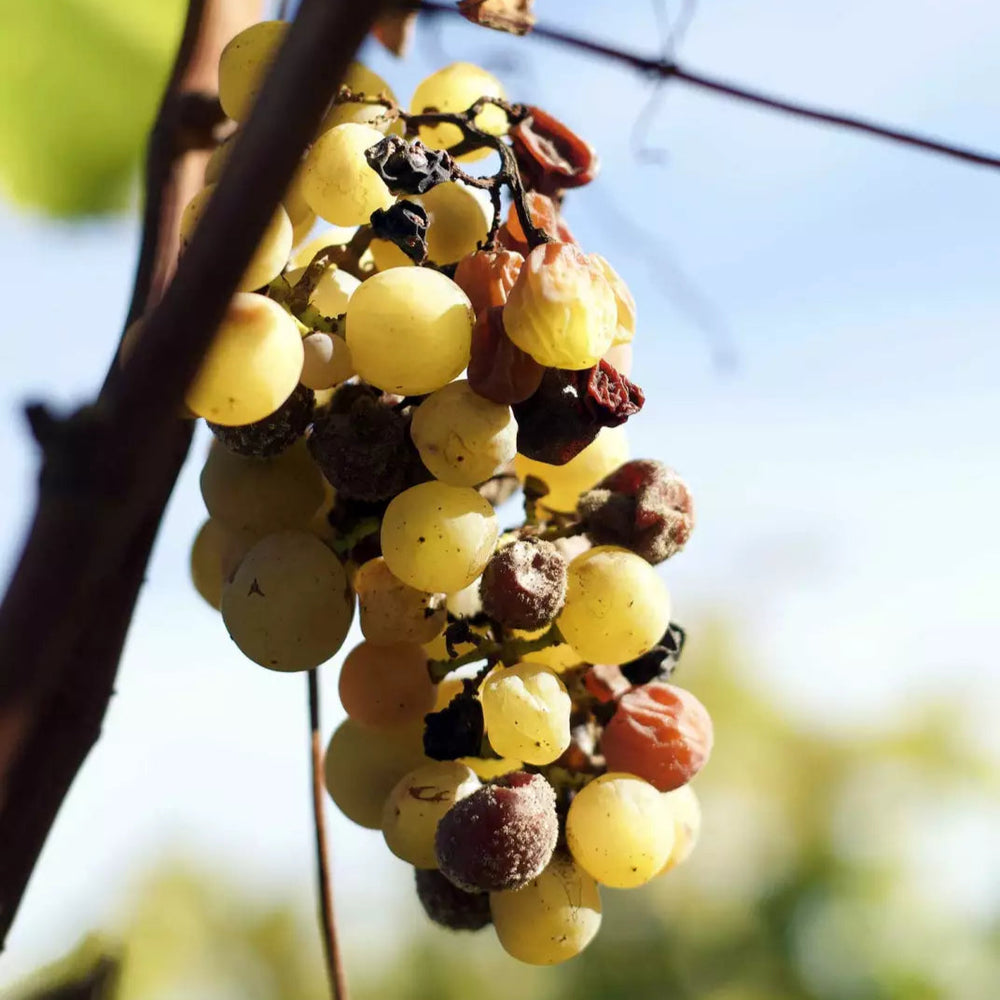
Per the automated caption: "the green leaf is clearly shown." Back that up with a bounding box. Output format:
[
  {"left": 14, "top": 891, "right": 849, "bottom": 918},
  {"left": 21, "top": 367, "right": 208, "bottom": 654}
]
[{"left": 0, "top": 0, "right": 186, "bottom": 216}]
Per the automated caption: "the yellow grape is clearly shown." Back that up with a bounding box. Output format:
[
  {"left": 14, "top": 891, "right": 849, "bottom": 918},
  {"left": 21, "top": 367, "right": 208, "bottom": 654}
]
[
  {"left": 324, "top": 719, "right": 428, "bottom": 829},
  {"left": 203, "top": 133, "right": 234, "bottom": 184},
  {"left": 566, "top": 773, "right": 675, "bottom": 889},
  {"left": 300, "top": 332, "right": 355, "bottom": 391},
  {"left": 180, "top": 185, "right": 292, "bottom": 293},
  {"left": 320, "top": 62, "right": 399, "bottom": 133},
  {"left": 199, "top": 437, "right": 325, "bottom": 536},
  {"left": 369, "top": 237, "right": 414, "bottom": 272},
  {"left": 503, "top": 241, "right": 617, "bottom": 369},
  {"left": 490, "top": 854, "right": 602, "bottom": 965},
  {"left": 218, "top": 20, "right": 288, "bottom": 122},
  {"left": 462, "top": 755, "right": 522, "bottom": 780},
  {"left": 286, "top": 263, "right": 360, "bottom": 316},
  {"left": 338, "top": 640, "right": 436, "bottom": 729},
  {"left": 513, "top": 425, "right": 628, "bottom": 513},
  {"left": 381, "top": 481, "right": 499, "bottom": 594},
  {"left": 289, "top": 225, "right": 358, "bottom": 268},
  {"left": 185, "top": 293, "right": 303, "bottom": 426},
  {"left": 354, "top": 556, "right": 446, "bottom": 645},
  {"left": 381, "top": 761, "right": 480, "bottom": 868},
  {"left": 410, "top": 380, "right": 517, "bottom": 487},
  {"left": 421, "top": 182, "right": 492, "bottom": 265},
  {"left": 301, "top": 123, "right": 394, "bottom": 226},
  {"left": 433, "top": 676, "right": 464, "bottom": 711},
  {"left": 515, "top": 629, "right": 583, "bottom": 673},
  {"left": 346, "top": 268, "right": 474, "bottom": 395},
  {"left": 480, "top": 663, "right": 571, "bottom": 765},
  {"left": 659, "top": 783, "right": 702, "bottom": 874},
  {"left": 557, "top": 545, "right": 670, "bottom": 665},
  {"left": 189, "top": 519, "right": 230, "bottom": 610},
  {"left": 595, "top": 255, "right": 636, "bottom": 346},
  {"left": 411, "top": 62, "right": 508, "bottom": 163},
  {"left": 221, "top": 530, "right": 354, "bottom": 671},
  {"left": 444, "top": 577, "right": 483, "bottom": 618}
]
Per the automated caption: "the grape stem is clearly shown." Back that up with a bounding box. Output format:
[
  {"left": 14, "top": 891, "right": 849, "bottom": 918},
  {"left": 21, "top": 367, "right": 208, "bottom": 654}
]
[
  {"left": 334, "top": 87, "right": 551, "bottom": 250},
  {"left": 308, "top": 670, "right": 349, "bottom": 1000},
  {"left": 428, "top": 623, "right": 564, "bottom": 683},
  {"left": 405, "top": 98, "right": 551, "bottom": 250}
]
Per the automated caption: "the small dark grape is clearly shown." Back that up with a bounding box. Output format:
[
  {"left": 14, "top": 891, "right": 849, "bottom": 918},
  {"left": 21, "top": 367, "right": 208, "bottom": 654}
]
[
  {"left": 620, "top": 623, "right": 686, "bottom": 686},
  {"left": 479, "top": 538, "right": 567, "bottom": 631},
  {"left": 423, "top": 691, "right": 484, "bottom": 761},
  {"left": 208, "top": 384, "right": 315, "bottom": 458},
  {"left": 435, "top": 771, "right": 558, "bottom": 892},
  {"left": 414, "top": 868, "right": 491, "bottom": 932},
  {"left": 308, "top": 384, "right": 427, "bottom": 501}
]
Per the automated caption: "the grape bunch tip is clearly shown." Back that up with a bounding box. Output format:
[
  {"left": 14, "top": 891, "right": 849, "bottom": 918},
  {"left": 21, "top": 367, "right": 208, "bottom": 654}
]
[{"left": 169, "top": 22, "right": 714, "bottom": 968}]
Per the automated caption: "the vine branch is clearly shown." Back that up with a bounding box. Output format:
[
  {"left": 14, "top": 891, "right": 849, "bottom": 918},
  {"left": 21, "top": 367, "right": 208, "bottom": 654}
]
[
  {"left": 415, "top": 1, "right": 1000, "bottom": 171},
  {"left": 0, "top": 0, "right": 392, "bottom": 948}
]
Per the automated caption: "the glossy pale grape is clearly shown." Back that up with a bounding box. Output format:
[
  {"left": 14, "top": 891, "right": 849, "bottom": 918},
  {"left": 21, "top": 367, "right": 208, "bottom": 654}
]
[
  {"left": 557, "top": 545, "right": 670, "bottom": 665},
  {"left": 185, "top": 293, "right": 303, "bottom": 426},
  {"left": 422, "top": 182, "right": 492, "bottom": 265},
  {"left": 200, "top": 438, "right": 324, "bottom": 536},
  {"left": 346, "top": 268, "right": 474, "bottom": 394},
  {"left": 514, "top": 425, "right": 628, "bottom": 513},
  {"left": 300, "top": 332, "right": 355, "bottom": 390},
  {"left": 354, "top": 557, "right": 446, "bottom": 645},
  {"left": 381, "top": 482, "right": 498, "bottom": 594},
  {"left": 221, "top": 530, "right": 354, "bottom": 671},
  {"left": 180, "top": 186, "right": 292, "bottom": 293},
  {"left": 381, "top": 761, "right": 480, "bottom": 869},
  {"left": 566, "top": 773, "right": 675, "bottom": 889},
  {"left": 324, "top": 719, "right": 427, "bottom": 829},
  {"left": 480, "top": 663, "right": 571, "bottom": 765},
  {"left": 490, "top": 855, "right": 602, "bottom": 965},
  {"left": 218, "top": 21, "right": 287, "bottom": 122},
  {"left": 595, "top": 255, "right": 636, "bottom": 346},
  {"left": 301, "top": 123, "right": 394, "bottom": 225},
  {"left": 410, "top": 380, "right": 517, "bottom": 487},
  {"left": 411, "top": 62, "right": 508, "bottom": 163},
  {"left": 338, "top": 640, "right": 436, "bottom": 729},
  {"left": 503, "top": 242, "right": 618, "bottom": 369},
  {"left": 286, "top": 263, "right": 360, "bottom": 317},
  {"left": 660, "top": 783, "right": 702, "bottom": 873}
]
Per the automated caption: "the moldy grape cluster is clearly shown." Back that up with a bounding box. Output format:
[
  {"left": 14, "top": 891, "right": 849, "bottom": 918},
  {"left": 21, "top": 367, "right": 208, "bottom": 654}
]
[{"left": 173, "top": 20, "right": 714, "bottom": 967}]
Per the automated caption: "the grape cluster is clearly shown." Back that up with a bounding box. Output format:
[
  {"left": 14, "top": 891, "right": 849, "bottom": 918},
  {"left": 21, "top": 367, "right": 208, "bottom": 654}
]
[{"left": 174, "top": 21, "right": 714, "bottom": 968}]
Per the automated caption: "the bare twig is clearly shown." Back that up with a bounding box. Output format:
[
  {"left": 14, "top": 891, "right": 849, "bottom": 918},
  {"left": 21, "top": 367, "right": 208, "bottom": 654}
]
[
  {"left": 308, "top": 671, "right": 347, "bottom": 1000},
  {"left": 0, "top": 0, "right": 390, "bottom": 947},
  {"left": 415, "top": 1, "right": 1000, "bottom": 171}
]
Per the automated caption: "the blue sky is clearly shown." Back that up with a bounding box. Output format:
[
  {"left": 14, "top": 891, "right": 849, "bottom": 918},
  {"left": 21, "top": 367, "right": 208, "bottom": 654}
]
[{"left": 0, "top": 0, "right": 998, "bottom": 981}]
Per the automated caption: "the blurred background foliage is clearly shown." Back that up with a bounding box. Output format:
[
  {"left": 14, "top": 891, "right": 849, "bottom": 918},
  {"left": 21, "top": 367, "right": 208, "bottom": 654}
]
[
  {"left": 0, "top": 0, "right": 184, "bottom": 215},
  {"left": 9, "top": 627, "right": 999, "bottom": 1000}
]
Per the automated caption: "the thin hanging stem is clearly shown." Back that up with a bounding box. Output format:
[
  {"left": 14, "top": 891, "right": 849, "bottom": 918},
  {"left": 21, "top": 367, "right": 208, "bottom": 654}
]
[{"left": 308, "top": 670, "right": 348, "bottom": 1000}]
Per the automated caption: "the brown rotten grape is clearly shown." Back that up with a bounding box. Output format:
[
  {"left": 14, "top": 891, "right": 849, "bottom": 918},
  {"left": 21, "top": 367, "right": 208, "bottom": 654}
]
[
  {"left": 435, "top": 771, "right": 558, "bottom": 892},
  {"left": 479, "top": 538, "right": 567, "bottom": 631},
  {"left": 601, "top": 682, "right": 713, "bottom": 792},
  {"left": 578, "top": 459, "right": 694, "bottom": 564},
  {"left": 209, "top": 384, "right": 315, "bottom": 458}
]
